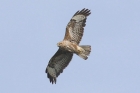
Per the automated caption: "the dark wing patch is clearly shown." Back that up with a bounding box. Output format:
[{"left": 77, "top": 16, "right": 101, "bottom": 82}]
[
  {"left": 64, "top": 8, "right": 91, "bottom": 44},
  {"left": 45, "top": 48, "right": 73, "bottom": 84}
]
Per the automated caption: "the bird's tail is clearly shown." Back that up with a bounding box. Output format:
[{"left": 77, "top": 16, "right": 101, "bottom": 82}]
[{"left": 78, "top": 45, "right": 91, "bottom": 60}]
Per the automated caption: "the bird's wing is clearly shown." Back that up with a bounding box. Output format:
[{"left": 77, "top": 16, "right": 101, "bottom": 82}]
[
  {"left": 64, "top": 8, "right": 91, "bottom": 44},
  {"left": 45, "top": 48, "right": 73, "bottom": 84}
]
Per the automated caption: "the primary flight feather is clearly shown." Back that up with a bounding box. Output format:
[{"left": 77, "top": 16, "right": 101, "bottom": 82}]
[{"left": 45, "top": 8, "right": 91, "bottom": 84}]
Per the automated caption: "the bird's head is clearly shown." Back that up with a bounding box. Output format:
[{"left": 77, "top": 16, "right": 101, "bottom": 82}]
[{"left": 57, "top": 41, "right": 63, "bottom": 47}]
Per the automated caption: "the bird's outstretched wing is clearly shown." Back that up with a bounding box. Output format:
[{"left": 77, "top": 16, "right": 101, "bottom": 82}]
[
  {"left": 45, "top": 49, "right": 73, "bottom": 84},
  {"left": 64, "top": 8, "right": 91, "bottom": 44}
]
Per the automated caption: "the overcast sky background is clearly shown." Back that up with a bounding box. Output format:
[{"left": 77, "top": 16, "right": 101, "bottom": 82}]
[{"left": 0, "top": 0, "right": 140, "bottom": 93}]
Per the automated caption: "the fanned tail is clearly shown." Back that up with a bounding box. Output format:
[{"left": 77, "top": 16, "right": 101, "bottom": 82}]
[{"left": 78, "top": 45, "right": 91, "bottom": 60}]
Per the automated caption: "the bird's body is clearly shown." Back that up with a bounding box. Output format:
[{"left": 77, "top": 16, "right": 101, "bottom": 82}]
[
  {"left": 58, "top": 40, "right": 90, "bottom": 59},
  {"left": 57, "top": 40, "right": 77, "bottom": 53},
  {"left": 46, "top": 8, "right": 91, "bottom": 84}
]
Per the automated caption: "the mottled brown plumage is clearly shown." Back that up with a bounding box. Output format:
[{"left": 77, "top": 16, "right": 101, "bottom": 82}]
[
  {"left": 45, "top": 8, "right": 91, "bottom": 84},
  {"left": 64, "top": 8, "right": 91, "bottom": 44}
]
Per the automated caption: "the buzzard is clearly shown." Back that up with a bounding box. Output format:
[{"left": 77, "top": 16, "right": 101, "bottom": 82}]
[{"left": 45, "top": 8, "right": 91, "bottom": 84}]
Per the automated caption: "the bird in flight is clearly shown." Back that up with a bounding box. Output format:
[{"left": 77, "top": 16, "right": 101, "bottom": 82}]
[{"left": 45, "top": 8, "right": 91, "bottom": 84}]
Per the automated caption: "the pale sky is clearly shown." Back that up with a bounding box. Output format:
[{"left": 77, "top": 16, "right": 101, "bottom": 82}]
[{"left": 0, "top": 0, "right": 140, "bottom": 93}]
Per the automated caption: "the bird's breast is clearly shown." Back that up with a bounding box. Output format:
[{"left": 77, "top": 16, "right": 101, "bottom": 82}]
[{"left": 62, "top": 41, "right": 77, "bottom": 53}]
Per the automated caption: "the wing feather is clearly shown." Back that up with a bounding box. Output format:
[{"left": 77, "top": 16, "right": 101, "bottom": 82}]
[
  {"left": 64, "top": 8, "right": 91, "bottom": 44},
  {"left": 45, "top": 48, "right": 73, "bottom": 84}
]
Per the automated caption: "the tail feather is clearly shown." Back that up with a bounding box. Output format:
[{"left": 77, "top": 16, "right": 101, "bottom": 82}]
[
  {"left": 78, "top": 45, "right": 91, "bottom": 60},
  {"left": 80, "top": 45, "right": 91, "bottom": 55}
]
